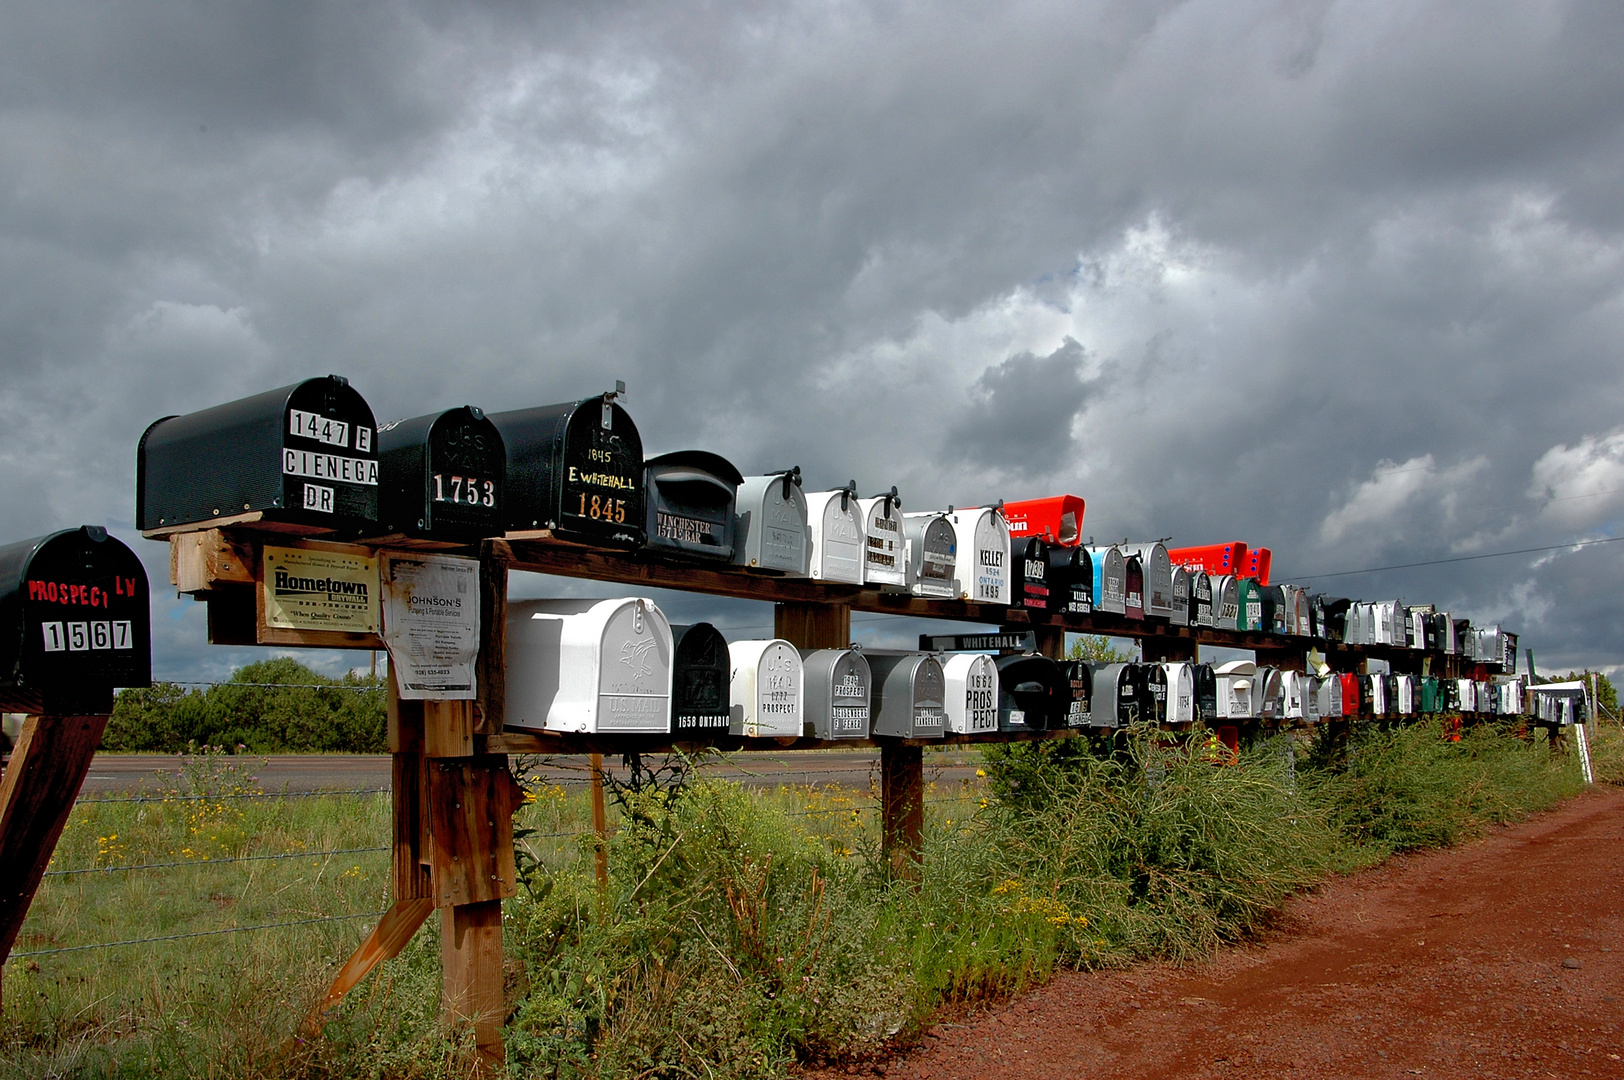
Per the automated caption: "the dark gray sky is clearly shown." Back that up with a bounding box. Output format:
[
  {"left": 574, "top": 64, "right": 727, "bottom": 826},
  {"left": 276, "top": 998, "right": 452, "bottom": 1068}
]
[{"left": 5, "top": 1, "right": 1622, "bottom": 680}]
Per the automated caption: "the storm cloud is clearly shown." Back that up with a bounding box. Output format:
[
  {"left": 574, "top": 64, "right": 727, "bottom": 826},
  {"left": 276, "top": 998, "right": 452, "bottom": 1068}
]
[{"left": 4, "top": 0, "right": 1624, "bottom": 676}]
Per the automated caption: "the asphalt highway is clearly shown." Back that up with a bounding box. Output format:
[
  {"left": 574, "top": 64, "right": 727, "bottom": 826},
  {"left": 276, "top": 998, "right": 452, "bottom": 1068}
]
[{"left": 77, "top": 749, "right": 988, "bottom": 795}]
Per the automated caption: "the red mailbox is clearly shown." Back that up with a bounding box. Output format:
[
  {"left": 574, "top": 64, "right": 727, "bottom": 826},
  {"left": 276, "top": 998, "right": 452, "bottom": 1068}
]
[
  {"left": 1168, "top": 542, "right": 1248, "bottom": 577},
  {"left": 1240, "top": 546, "right": 1272, "bottom": 586},
  {"left": 1001, "top": 495, "right": 1085, "bottom": 547}
]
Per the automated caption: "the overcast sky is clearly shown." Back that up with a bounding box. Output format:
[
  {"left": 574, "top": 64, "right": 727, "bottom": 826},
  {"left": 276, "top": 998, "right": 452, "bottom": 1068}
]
[{"left": 4, "top": 0, "right": 1623, "bottom": 680}]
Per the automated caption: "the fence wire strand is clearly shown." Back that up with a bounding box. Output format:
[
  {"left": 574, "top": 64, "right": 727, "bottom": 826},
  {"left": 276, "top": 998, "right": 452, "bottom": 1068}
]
[
  {"left": 45, "top": 845, "right": 390, "bottom": 878},
  {"left": 12, "top": 911, "right": 387, "bottom": 959}
]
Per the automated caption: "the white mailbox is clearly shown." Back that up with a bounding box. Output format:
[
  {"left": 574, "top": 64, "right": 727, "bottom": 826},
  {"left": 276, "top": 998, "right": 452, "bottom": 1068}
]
[
  {"left": 1253, "top": 667, "right": 1284, "bottom": 721},
  {"left": 949, "top": 506, "right": 1011, "bottom": 604},
  {"left": 1161, "top": 662, "right": 1196, "bottom": 724},
  {"left": 1280, "top": 670, "right": 1309, "bottom": 721},
  {"left": 1212, "top": 660, "right": 1256, "bottom": 720},
  {"left": 857, "top": 489, "right": 907, "bottom": 588},
  {"left": 1169, "top": 566, "right": 1191, "bottom": 627},
  {"left": 941, "top": 653, "right": 998, "bottom": 734},
  {"left": 506, "top": 598, "right": 673, "bottom": 734},
  {"left": 1366, "top": 674, "right": 1389, "bottom": 716},
  {"left": 1125, "top": 543, "right": 1175, "bottom": 619},
  {"left": 733, "top": 469, "right": 810, "bottom": 574},
  {"left": 1304, "top": 675, "right": 1323, "bottom": 723},
  {"left": 1086, "top": 545, "right": 1128, "bottom": 614},
  {"left": 1209, "top": 574, "right": 1240, "bottom": 630},
  {"left": 800, "top": 483, "right": 866, "bottom": 583},
  {"left": 729, "top": 639, "right": 804, "bottom": 736},
  {"left": 801, "top": 648, "right": 871, "bottom": 739},
  {"left": 900, "top": 512, "right": 959, "bottom": 598},
  {"left": 1394, "top": 674, "right": 1415, "bottom": 715}
]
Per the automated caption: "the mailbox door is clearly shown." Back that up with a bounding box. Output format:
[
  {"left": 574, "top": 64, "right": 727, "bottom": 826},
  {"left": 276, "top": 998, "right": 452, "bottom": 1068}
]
[
  {"left": 376, "top": 406, "right": 506, "bottom": 541},
  {"left": 1169, "top": 566, "right": 1190, "bottom": 627},
  {"left": 903, "top": 513, "right": 958, "bottom": 598},
  {"left": 942, "top": 653, "right": 999, "bottom": 733},
  {"left": 734, "top": 473, "right": 811, "bottom": 574},
  {"left": 1013, "top": 536, "right": 1053, "bottom": 613},
  {"left": 1059, "top": 659, "right": 1094, "bottom": 727},
  {"left": 800, "top": 648, "right": 871, "bottom": 739},
  {"left": 802, "top": 490, "right": 865, "bottom": 583},
  {"left": 1191, "top": 571, "right": 1214, "bottom": 627},
  {"left": 0, "top": 527, "right": 152, "bottom": 712},
  {"left": 644, "top": 451, "right": 743, "bottom": 562},
  {"left": 490, "top": 397, "right": 644, "bottom": 546},
  {"left": 729, "top": 639, "right": 803, "bottom": 736},
  {"left": 1127, "top": 544, "right": 1174, "bottom": 619},
  {"left": 1002, "top": 495, "right": 1085, "bottom": 546},
  {"left": 1238, "top": 579, "right": 1264, "bottom": 632},
  {"left": 952, "top": 508, "right": 1011, "bottom": 604},
  {"left": 858, "top": 495, "right": 908, "bottom": 587},
  {"left": 867, "top": 652, "right": 946, "bottom": 738},
  {"left": 1162, "top": 663, "right": 1195, "bottom": 724},
  {"left": 996, "top": 654, "right": 1068, "bottom": 731},
  {"left": 1210, "top": 575, "right": 1239, "bottom": 630},
  {"left": 1089, "top": 546, "right": 1126, "bottom": 614},
  {"left": 1047, "top": 545, "right": 1093, "bottom": 615},
  {"left": 670, "top": 623, "right": 731, "bottom": 735},
  {"left": 139, "top": 375, "right": 380, "bottom": 535},
  {"left": 1122, "top": 557, "right": 1146, "bottom": 620},
  {"left": 1192, "top": 663, "right": 1218, "bottom": 721},
  {"left": 594, "top": 600, "right": 673, "bottom": 732},
  {"left": 1339, "top": 673, "right": 1361, "bottom": 715}
]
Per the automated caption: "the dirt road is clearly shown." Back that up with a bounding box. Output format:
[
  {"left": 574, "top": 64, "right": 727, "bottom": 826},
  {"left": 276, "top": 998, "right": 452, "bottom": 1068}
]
[{"left": 823, "top": 787, "right": 1624, "bottom": 1080}]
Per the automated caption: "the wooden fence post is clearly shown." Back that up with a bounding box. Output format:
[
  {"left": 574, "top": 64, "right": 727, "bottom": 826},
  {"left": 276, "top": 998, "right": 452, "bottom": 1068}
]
[{"left": 880, "top": 744, "right": 925, "bottom": 880}]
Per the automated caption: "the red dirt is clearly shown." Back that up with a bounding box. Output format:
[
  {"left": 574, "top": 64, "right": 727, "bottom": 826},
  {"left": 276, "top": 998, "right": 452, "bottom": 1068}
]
[{"left": 811, "top": 786, "right": 1624, "bottom": 1080}]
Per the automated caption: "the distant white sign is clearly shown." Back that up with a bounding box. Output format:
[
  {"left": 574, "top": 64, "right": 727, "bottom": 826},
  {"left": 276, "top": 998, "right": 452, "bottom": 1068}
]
[{"left": 381, "top": 553, "right": 480, "bottom": 699}]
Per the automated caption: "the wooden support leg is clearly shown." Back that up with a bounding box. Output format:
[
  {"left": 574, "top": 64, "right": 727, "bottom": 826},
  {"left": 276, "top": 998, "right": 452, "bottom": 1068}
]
[
  {"left": 775, "top": 602, "right": 851, "bottom": 650},
  {"left": 442, "top": 899, "right": 505, "bottom": 1067},
  {"left": 0, "top": 714, "right": 109, "bottom": 966},
  {"left": 880, "top": 744, "right": 924, "bottom": 881},
  {"left": 304, "top": 898, "right": 434, "bottom": 1032}
]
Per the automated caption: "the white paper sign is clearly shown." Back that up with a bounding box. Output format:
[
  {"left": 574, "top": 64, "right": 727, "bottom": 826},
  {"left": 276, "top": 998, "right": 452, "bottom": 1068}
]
[{"left": 381, "top": 554, "right": 480, "bottom": 700}]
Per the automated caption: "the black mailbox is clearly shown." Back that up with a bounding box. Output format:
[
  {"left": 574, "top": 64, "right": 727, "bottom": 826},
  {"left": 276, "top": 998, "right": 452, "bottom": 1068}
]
[
  {"left": 138, "top": 375, "right": 379, "bottom": 536},
  {"left": 1013, "top": 535, "right": 1053, "bottom": 614},
  {"left": 1144, "top": 663, "right": 1168, "bottom": 724},
  {"left": 488, "top": 389, "right": 645, "bottom": 547},
  {"left": 1059, "top": 659, "right": 1093, "bottom": 727},
  {"left": 1260, "top": 585, "right": 1287, "bottom": 635},
  {"left": 1046, "top": 545, "right": 1093, "bottom": 615},
  {"left": 375, "top": 406, "right": 506, "bottom": 541},
  {"left": 670, "top": 623, "right": 731, "bottom": 737},
  {"left": 995, "top": 654, "right": 1068, "bottom": 732},
  {"left": 0, "top": 527, "right": 151, "bottom": 713},
  {"left": 1192, "top": 663, "right": 1217, "bottom": 720},
  {"left": 1190, "top": 570, "right": 1213, "bottom": 627},
  {"left": 642, "top": 451, "right": 744, "bottom": 562},
  {"left": 1315, "top": 596, "right": 1351, "bottom": 643}
]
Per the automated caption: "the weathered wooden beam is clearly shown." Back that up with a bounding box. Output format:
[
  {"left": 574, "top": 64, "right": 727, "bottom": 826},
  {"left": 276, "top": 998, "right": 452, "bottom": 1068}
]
[
  {"left": 441, "top": 899, "right": 505, "bottom": 1068},
  {"left": 774, "top": 602, "right": 852, "bottom": 650},
  {"left": 880, "top": 744, "right": 924, "bottom": 882},
  {"left": 305, "top": 897, "right": 434, "bottom": 1033}
]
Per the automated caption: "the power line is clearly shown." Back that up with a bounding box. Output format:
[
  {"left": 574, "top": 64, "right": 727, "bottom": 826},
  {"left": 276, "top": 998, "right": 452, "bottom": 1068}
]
[{"left": 1285, "top": 535, "right": 1624, "bottom": 582}]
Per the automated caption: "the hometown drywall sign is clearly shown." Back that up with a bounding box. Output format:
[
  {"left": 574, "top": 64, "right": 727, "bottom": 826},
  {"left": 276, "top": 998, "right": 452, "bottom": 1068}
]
[
  {"left": 488, "top": 392, "right": 645, "bottom": 546},
  {"left": 380, "top": 553, "right": 479, "bottom": 699},
  {"left": 641, "top": 451, "right": 744, "bottom": 562},
  {"left": 262, "top": 546, "right": 379, "bottom": 633},
  {"left": 375, "top": 407, "right": 505, "bottom": 541}
]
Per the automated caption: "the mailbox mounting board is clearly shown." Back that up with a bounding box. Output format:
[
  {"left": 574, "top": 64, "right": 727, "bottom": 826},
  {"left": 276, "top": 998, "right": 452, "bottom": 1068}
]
[
  {"left": 489, "top": 396, "right": 645, "bottom": 547},
  {"left": 138, "top": 375, "right": 379, "bottom": 538}
]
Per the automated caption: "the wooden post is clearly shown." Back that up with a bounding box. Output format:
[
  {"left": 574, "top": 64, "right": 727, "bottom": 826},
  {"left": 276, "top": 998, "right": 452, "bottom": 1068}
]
[
  {"left": 0, "top": 714, "right": 110, "bottom": 967},
  {"left": 1254, "top": 645, "right": 1306, "bottom": 672},
  {"left": 441, "top": 899, "right": 505, "bottom": 1066},
  {"left": 774, "top": 602, "right": 851, "bottom": 650},
  {"left": 880, "top": 744, "right": 924, "bottom": 881},
  {"left": 1030, "top": 623, "right": 1065, "bottom": 660},
  {"left": 1140, "top": 635, "right": 1197, "bottom": 663}
]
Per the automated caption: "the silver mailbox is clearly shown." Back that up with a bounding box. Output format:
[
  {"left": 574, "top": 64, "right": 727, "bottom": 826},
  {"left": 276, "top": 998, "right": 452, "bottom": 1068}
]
[
  {"left": 1315, "top": 673, "right": 1343, "bottom": 719},
  {"left": 949, "top": 506, "right": 1011, "bottom": 604},
  {"left": 506, "top": 598, "right": 673, "bottom": 734},
  {"left": 729, "top": 639, "right": 804, "bottom": 736},
  {"left": 1089, "top": 662, "right": 1145, "bottom": 727},
  {"left": 857, "top": 489, "right": 907, "bottom": 588},
  {"left": 1280, "top": 670, "right": 1309, "bottom": 721},
  {"left": 900, "top": 512, "right": 958, "bottom": 598},
  {"left": 1304, "top": 675, "right": 1323, "bottom": 724},
  {"left": 1394, "top": 674, "right": 1416, "bottom": 715},
  {"left": 733, "top": 469, "right": 810, "bottom": 574},
  {"left": 801, "top": 483, "right": 866, "bottom": 583},
  {"left": 1209, "top": 575, "right": 1240, "bottom": 630},
  {"left": 1169, "top": 566, "right": 1190, "bottom": 627},
  {"left": 800, "top": 648, "right": 871, "bottom": 739},
  {"left": 1125, "top": 543, "right": 1175, "bottom": 620},
  {"left": 1086, "top": 545, "right": 1127, "bottom": 615},
  {"left": 867, "top": 651, "right": 947, "bottom": 739},
  {"left": 942, "top": 653, "right": 999, "bottom": 734}
]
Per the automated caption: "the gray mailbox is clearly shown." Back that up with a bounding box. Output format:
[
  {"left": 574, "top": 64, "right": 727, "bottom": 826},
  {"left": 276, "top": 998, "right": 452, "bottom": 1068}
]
[
  {"left": 489, "top": 389, "right": 645, "bottom": 547},
  {"left": 802, "top": 483, "right": 865, "bottom": 583},
  {"left": 643, "top": 451, "right": 744, "bottom": 562},
  {"left": 138, "top": 375, "right": 380, "bottom": 537},
  {"left": 800, "top": 648, "right": 871, "bottom": 739},
  {"left": 857, "top": 489, "right": 907, "bottom": 588},
  {"left": 733, "top": 469, "right": 811, "bottom": 574},
  {"left": 375, "top": 406, "right": 506, "bottom": 542},
  {"left": 0, "top": 526, "right": 152, "bottom": 714},
  {"left": 866, "top": 651, "right": 946, "bottom": 738},
  {"left": 1089, "top": 662, "right": 1146, "bottom": 727},
  {"left": 996, "top": 653, "right": 1068, "bottom": 732},
  {"left": 1169, "top": 566, "right": 1191, "bottom": 627},
  {"left": 901, "top": 512, "right": 959, "bottom": 598},
  {"left": 1125, "top": 543, "right": 1175, "bottom": 620},
  {"left": 1209, "top": 574, "right": 1240, "bottom": 631}
]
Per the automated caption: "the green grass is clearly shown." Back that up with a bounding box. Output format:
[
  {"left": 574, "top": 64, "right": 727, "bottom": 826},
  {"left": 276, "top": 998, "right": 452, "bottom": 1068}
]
[{"left": 0, "top": 720, "right": 1604, "bottom": 1079}]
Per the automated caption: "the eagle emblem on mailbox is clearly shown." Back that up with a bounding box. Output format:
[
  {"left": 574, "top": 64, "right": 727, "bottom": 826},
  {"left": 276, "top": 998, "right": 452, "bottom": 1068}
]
[{"left": 620, "top": 637, "right": 660, "bottom": 682}]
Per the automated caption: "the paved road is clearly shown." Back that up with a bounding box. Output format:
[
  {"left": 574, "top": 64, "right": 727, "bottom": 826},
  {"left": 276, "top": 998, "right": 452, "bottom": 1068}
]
[{"left": 79, "top": 749, "right": 987, "bottom": 795}]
